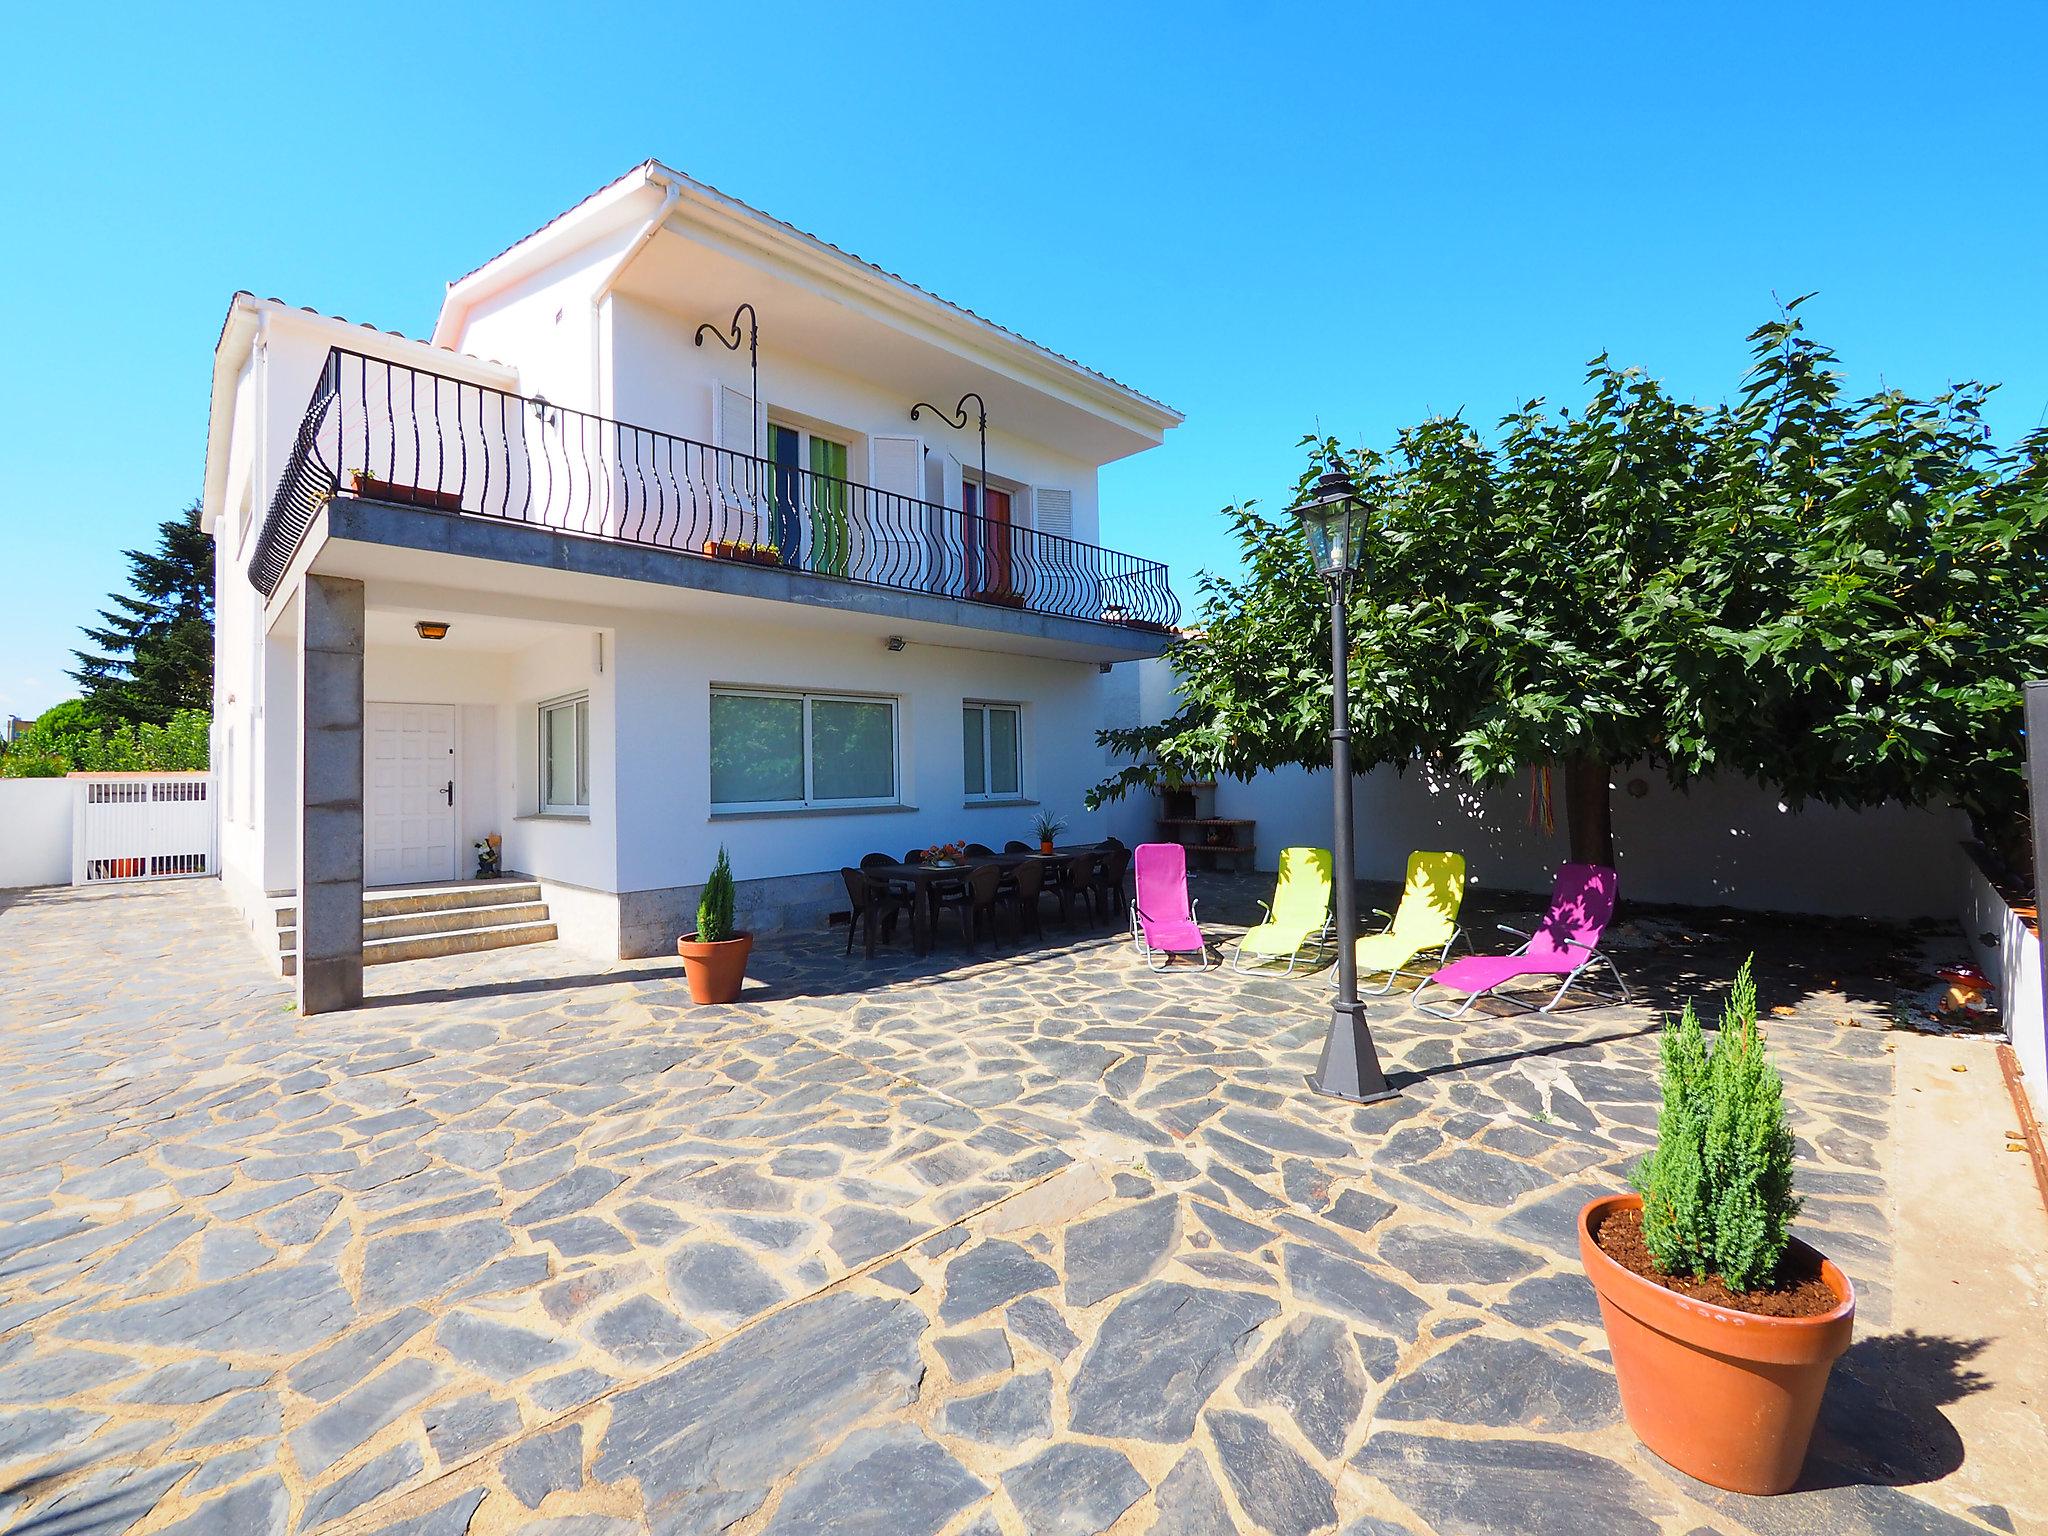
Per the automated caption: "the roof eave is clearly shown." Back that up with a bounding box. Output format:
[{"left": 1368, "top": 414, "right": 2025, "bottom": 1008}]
[{"left": 432, "top": 160, "right": 1184, "bottom": 432}]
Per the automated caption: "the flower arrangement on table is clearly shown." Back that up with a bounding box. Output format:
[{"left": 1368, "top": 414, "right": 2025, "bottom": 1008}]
[{"left": 924, "top": 842, "right": 967, "bottom": 867}]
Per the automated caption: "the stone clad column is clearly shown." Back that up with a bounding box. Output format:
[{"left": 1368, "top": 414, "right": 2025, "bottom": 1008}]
[{"left": 298, "top": 574, "right": 365, "bottom": 1014}]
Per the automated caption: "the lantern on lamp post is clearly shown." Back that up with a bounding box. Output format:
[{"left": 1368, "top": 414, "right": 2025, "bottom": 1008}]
[{"left": 1293, "top": 457, "right": 1397, "bottom": 1105}]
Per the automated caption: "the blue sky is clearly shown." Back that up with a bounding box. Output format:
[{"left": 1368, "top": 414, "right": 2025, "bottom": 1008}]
[{"left": 2, "top": 2, "right": 2043, "bottom": 722}]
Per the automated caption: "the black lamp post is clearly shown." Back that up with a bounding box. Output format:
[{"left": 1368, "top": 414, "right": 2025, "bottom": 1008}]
[{"left": 1294, "top": 458, "right": 1398, "bottom": 1105}]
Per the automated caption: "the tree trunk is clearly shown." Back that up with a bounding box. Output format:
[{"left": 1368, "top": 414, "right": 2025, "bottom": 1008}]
[{"left": 1564, "top": 756, "right": 1615, "bottom": 868}]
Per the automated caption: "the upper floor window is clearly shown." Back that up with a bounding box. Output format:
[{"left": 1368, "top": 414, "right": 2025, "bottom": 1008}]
[
  {"left": 768, "top": 421, "right": 853, "bottom": 577},
  {"left": 963, "top": 703, "right": 1021, "bottom": 800},
  {"left": 540, "top": 694, "right": 590, "bottom": 814},
  {"left": 711, "top": 688, "right": 898, "bottom": 811}
]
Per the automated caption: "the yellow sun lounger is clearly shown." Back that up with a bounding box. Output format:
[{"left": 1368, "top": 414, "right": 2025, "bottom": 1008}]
[
  {"left": 1232, "top": 846, "right": 1334, "bottom": 973},
  {"left": 1352, "top": 850, "right": 1467, "bottom": 993}
]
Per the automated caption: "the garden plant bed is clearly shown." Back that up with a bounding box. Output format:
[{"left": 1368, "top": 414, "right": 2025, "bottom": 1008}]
[{"left": 1595, "top": 1202, "right": 1838, "bottom": 1318}]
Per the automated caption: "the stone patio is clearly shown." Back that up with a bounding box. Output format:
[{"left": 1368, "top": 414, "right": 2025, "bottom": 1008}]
[{"left": 0, "top": 876, "right": 2021, "bottom": 1535}]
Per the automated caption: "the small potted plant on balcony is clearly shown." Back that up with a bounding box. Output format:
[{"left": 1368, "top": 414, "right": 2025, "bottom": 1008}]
[
  {"left": 1032, "top": 810, "right": 1067, "bottom": 855},
  {"left": 349, "top": 468, "right": 463, "bottom": 513},
  {"left": 1578, "top": 958, "right": 1854, "bottom": 1495},
  {"left": 676, "top": 846, "right": 751, "bottom": 1004}
]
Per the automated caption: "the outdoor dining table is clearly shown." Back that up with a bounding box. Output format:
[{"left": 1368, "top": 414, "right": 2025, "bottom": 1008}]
[{"left": 860, "top": 843, "right": 1109, "bottom": 956}]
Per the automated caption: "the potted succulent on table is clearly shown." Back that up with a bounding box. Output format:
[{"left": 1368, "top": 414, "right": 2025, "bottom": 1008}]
[
  {"left": 1032, "top": 810, "right": 1067, "bottom": 855},
  {"left": 1578, "top": 958, "right": 1854, "bottom": 1495},
  {"left": 676, "top": 846, "right": 752, "bottom": 1004}
]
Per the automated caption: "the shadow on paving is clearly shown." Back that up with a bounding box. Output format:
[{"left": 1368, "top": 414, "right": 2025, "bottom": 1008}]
[{"left": 0, "top": 874, "right": 1994, "bottom": 1536}]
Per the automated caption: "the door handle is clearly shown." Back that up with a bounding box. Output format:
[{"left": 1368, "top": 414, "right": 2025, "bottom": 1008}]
[{"left": 444, "top": 780, "right": 454, "bottom": 806}]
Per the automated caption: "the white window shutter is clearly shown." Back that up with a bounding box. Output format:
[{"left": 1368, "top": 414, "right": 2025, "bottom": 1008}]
[
  {"left": 870, "top": 434, "right": 921, "bottom": 496},
  {"left": 1034, "top": 487, "right": 1073, "bottom": 539},
  {"left": 872, "top": 434, "right": 927, "bottom": 588},
  {"left": 715, "top": 384, "right": 758, "bottom": 457},
  {"left": 711, "top": 384, "right": 763, "bottom": 544}
]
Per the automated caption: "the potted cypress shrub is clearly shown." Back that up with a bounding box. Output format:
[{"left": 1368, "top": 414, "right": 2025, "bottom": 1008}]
[
  {"left": 1578, "top": 959, "right": 1855, "bottom": 1494},
  {"left": 676, "top": 846, "right": 751, "bottom": 1003}
]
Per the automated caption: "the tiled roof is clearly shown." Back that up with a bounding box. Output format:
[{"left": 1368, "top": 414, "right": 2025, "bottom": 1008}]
[
  {"left": 448, "top": 161, "right": 1181, "bottom": 419},
  {"left": 216, "top": 292, "right": 511, "bottom": 371}
]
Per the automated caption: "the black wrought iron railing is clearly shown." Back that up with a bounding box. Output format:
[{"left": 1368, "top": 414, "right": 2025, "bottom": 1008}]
[{"left": 247, "top": 348, "right": 1179, "bottom": 632}]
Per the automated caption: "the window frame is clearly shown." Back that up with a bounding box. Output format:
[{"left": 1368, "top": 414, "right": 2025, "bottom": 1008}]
[
  {"left": 963, "top": 700, "right": 1024, "bottom": 802},
  {"left": 710, "top": 686, "right": 900, "bottom": 812},
  {"left": 538, "top": 693, "right": 591, "bottom": 816}
]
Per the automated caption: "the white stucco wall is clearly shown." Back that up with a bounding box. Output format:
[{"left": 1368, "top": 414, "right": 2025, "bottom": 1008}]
[
  {"left": 1201, "top": 761, "right": 1967, "bottom": 921},
  {"left": 607, "top": 611, "right": 1130, "bottom": 898},
  {"left": 0, "top": 780, "right": 75, "bottom": 888},
  {"left": 1964, "top": 853, "right": 2046, "bottom": 1124},
  {"left": 460, "top": 223, "right": 639, "bottom": 414},
  {"left": 605, "top": 293, "right": 1104, "bottom": 547},
  {"left": 1107, "top": 658, "right": 1972, "bottom": 922}
]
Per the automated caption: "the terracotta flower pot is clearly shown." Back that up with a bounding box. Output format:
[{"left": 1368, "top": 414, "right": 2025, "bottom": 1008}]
[
  {"left": 1040, "top": 840, "right": 1055, "bottom": 854},
  {"left": 676, "top": 931, "right": 753, "bottom": 1004},
  {"left": 1578, "top": 1194, "right": 1854, "bottom": 1495}
]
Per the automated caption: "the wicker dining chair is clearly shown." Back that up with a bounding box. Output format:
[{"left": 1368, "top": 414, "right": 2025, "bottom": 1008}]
[
  {"left": 840, "top": 867, "right": 911, "bottom": 958},
  {"left": 964, "top": 842, "right": 996, "bottom": 857},
  {"left": 1001, "top": 857, "right": 1046, "bottom": 941},
  {"left": 933, "top": 863, "right": 1002, "bottom": 949},
  {"left": 1092, "top": 844, "right": 1132, "bottom": 924},
  {"left": 1054, "top": 853, "right": 1097, "bottom": 927},
  {"left": 1003, "top": 839, "right": 1032, "bottom": 854}
]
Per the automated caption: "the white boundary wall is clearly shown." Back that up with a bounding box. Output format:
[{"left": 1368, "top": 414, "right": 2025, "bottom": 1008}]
[
  {"left": 1115, "top": 659, "right": 1971, "bottom": 923},
  {"left": 0, "top": 779, "right": 76, "bottom": 889},
  {"left": 1963, "top": 851, "right": 2046, "bottom": 1124}
]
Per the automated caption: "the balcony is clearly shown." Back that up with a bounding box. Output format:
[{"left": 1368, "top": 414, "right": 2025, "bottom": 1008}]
[{"left": 248, "top": 349, "right": 1180, "bottom": 636}]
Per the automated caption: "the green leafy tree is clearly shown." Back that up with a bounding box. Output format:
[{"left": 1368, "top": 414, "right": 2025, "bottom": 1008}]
[
  {"left": 1704, "top": 315, "right": 2048, "bottom": 877},
  {"left": 0, "top": 700, "right": 209, "bottom": 777},
  {"left": 84, "top": 710, "right": 212, "bottom": 772},
  {"left": 1094, "top": 306, "right": 2048, "bottom": 881},
  {"left": 70, "top": 501, "right": 214, "bottom": 725},
  {"left": 2, "top": 701, "right": 105, "bottom": 776},
  {"left": 1634, "top": 959, "right": 1799, "bottom": 1291}
]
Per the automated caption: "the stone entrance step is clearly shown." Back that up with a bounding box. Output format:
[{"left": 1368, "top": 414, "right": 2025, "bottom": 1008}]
[{"left": 275, "top": 877, "right": 556, "bottom": 976}]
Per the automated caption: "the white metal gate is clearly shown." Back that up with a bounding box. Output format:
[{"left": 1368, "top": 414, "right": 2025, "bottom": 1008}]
[{"left": 73, "top": 773, "right": 215, "bottom": 884}]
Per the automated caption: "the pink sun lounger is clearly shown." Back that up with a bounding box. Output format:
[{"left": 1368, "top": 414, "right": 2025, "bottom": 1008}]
[
  {"left": 1411, "top": 862, "right": 1630, "bottom": 1018},
  {"left": 1130, "top": 842, "right": 1214, "bottom": 969}
]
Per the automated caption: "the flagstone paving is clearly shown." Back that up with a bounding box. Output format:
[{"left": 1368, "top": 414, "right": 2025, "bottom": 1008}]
[{"left": 0, "top": 877, "right": 2009, "bottom": 1535}]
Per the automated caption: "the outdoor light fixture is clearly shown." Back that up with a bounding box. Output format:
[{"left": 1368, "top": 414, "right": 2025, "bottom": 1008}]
[
  {"left": 886, "top": 635, "right": 907, "bottom": 653},
  {"left": 695, "top": 303, "right": 761, "bottom": 455},
  {"left": 1291, "top": 457, "right": 1397, "bottom": 1106},
  {"left": 911, "top": 392, "right": 990, "bottom": 522},
  {"left": 414, "top": 621, "right": 450, "bottom": 641},
  {"left": 1295, "top": 459, "right": 1373, "bottom": 579}
]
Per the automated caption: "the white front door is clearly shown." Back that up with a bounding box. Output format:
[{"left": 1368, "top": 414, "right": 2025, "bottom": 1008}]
[{"left": 365, "top": 703, "right": 456, "bottom": 886}]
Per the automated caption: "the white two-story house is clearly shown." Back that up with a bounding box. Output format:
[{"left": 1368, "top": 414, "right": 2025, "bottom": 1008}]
[{"left": 200, "top": 161, "right": 1182, "bottom": 1012}]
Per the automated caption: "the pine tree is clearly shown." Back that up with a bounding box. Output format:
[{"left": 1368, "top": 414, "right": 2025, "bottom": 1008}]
[
  {"left": 1633, "top": 957, "right": 1801, "bottom": 1292},
  {"left": 1635, "top": 998, "right": 1712, "bottom": 1275},
  {"left": 697, "top": 847, "right": 736, "bottom": 942},
  {"left": 70, "top": 501, "right": 214, "bottom": 726},
  {"left": 1702, "top": 964, "right": 1800, "bottom": 1290}
]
